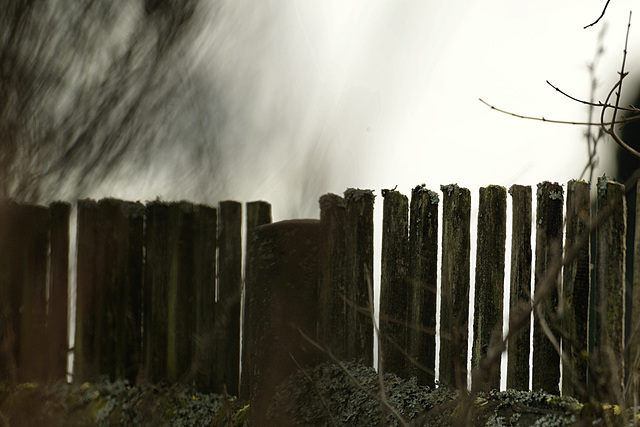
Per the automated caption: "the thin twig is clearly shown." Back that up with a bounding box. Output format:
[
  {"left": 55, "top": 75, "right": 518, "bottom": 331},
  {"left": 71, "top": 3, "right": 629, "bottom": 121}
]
[
  {"left": 585, "top": 0, "right": 612, "bottom": 29},
  {"left": 479, "top": 98, "right": 640, "bottom": 126},
  {"left": 546, "top": 79, "right": 639, "bottom": 113}
]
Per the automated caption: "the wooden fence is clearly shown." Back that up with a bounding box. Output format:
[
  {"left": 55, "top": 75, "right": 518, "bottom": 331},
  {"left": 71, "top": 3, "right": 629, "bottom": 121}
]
[{"left": 0, "top": 178, "right": 637, "bottom": 417}]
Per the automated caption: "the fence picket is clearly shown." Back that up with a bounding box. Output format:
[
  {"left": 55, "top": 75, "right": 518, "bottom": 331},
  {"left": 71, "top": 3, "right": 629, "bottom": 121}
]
[
  {"left": 439, "top": 184, "right": 471, "bottom": 390},
  {"left": 144, "top": 202, "right": 197, "bottom": 384},
  {"left": 192, "top": 204, "right": 217, "bottom": 392},
  {"left": 506, "top": 185, "right": 532, "bottom": 390},
  {"left": 75, "top": 199, "right": 144, "bottom": 383},
  {"left": 344, "top": 189, "right": 375, "bottom": 366},
  {"left": 47, "top": 202, "right": 71, "bottom": 382},
  {"left": 632, "top": 181, "right": 640, "bottom": 401},
  {"left": 407, "top": 185, "right": 438, "bottom": 387},
  {"left": 318, "top": 194, "right": 348, "bottom": 359},
  {"left": 592, "top": 178, "right": 626, "bottom": 399},
  {"left": 532, "top": 182, "right": 564, "bottom": 395},
  {"left": 380, "top": 189, "right": 409, "bottom": 378},
  {"left": 561, "top": 180, "right": 590, "bottom": 399},
  {"left": 472, "top": 185, "right": 507, "bottom": 391},
  {"left": 240, "top": 201, "right": 271, "bottom": 399},
  {"left": 216, "top": 201, "right": 242, "bottom": 395}
]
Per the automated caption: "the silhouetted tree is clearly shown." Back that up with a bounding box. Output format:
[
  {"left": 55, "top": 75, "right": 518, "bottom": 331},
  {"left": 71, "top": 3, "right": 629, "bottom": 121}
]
[{"left": 0, "top": 0, "right": 211, "bottom": 201}]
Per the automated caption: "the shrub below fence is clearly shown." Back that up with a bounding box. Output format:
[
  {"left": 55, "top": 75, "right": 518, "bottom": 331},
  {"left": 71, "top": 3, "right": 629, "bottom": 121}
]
[{"left": 0, "top": 177, "right": 638, "bottom": 420}]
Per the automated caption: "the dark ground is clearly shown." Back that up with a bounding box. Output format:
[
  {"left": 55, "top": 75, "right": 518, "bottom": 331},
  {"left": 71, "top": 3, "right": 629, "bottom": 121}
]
[{"left": 0, "top": 361, "right": 635, "bottom": 426}]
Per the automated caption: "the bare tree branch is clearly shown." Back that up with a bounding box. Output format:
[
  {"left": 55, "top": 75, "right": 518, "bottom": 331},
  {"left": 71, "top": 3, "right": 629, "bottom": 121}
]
[
  {"left": 479, "top": 98, "right": 640, "bottom": 126},
  {"left": 585, "top": 0, "right": 612, "bottom": 29}
]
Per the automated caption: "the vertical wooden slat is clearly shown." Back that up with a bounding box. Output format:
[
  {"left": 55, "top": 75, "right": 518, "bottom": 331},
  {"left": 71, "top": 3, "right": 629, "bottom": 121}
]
[
  {"left": 75, "top": 199, "right": 144, "bottom": 383},
  {"left": 532, "top": 182, "right": 564, "bottom": 395},
  {"left": 407, "top": 185, "right": 438, "bottom": 387},
  {"left": 0, "top": 202, "right": 17, "bottom": 383},
  {"left": 246, "top": 201, "right": 271, "bottom": 233},
  {"left": 344, "top": 188, "right": 375, "bottom": 366},
  {"left": 472, "top": 185, "right": 507, "bottom": 391},
  {"left": 193, "top": 205, "right": 217, "bottom": 393},
  {"left": 47, "top": 201, "right": 70, "bottom": 383},
  {"left": 172, "top": 203, "right": 196, "bottom": 384},
  {"left": 379, "top": 189, "right": 409, "bottom": 378},
  {"left": 74, "top": 200, "right": 99, "bottom": 382},
  {"left": 16, "top": 204, "right": 49, "bottom": 383},
  {"left": 216, "top": 201, "right": 242, "bottom": 395},
  {"left": 591, "top": 177, "right": 626, "bottom": 399},
  {"left": 144, "top": 201, "right": 196, "bottom": 384},
  {"left": 561, "top": 180, "right": 590, "bottom": 399},
  {"left": 631, "top": 180, "right": 640, "bottom": 404},
  {"left": 240, "top": 201, "right": 271, "bottom": 399},
  {"left": 507, "top": 185, "right": 532, "bottom": 391},
  {"left": 318, "top": 194, "right": 347, "bottom": 358},
  {"left": 439, "top": 184, "right": 471, "bottom": 389}
]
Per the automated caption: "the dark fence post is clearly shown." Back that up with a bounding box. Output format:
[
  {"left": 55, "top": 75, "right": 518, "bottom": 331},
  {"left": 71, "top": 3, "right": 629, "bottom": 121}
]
[
  {"left": 379, "top": 189, "right": 409, "bottom": 378},
  {"left": 561, "top": 180, "right": 590, "bottom": 399},
  {"left": 244, "top": 219, "right": 321, "bottom": 424},
  {"left": 407, "top": 185, "right": 438, "bottom": 388},
  {"left": 216, "top": 201, "right": 242, "bottom": 396},
  {"left": 192, "top": 204, "right": 217, "bottom": 393},
  {"left": 75, "top": 199, "right": 144, "bottom": 383},
  {"left": 318, "top": 194, "right": 348, "bottom": 359},
  {"left": 240, "top": 201, "right": 271, "bottom": 400},
  {"left": 472, "top": 185, "right": 507, "bottom": 391},
  {"left": 0, "top": 203, "right": 50, "bottom": 383},
  {"left": 144, "top": 201, "right": 200, "bottom": 384},
  {"left": 591, "top": 178, "right": 626, "bottom": 399},
  {"left": 47, "top": 202, "right": 71, "bottom": 382},
  {"left": 439, "top": 184, "right": 471, "bottom": 390},
  {"left": 532, "top": 182, "right": 564, "bottom": 395},
  {"left": 344, "top": 189, "right": 375, "bottom": 366},
  {"left": 506, "top": 185, "right": 532, "bottom": 390},
  {"left": 632, "top": 180, "right": 640, "bottom": 400}
]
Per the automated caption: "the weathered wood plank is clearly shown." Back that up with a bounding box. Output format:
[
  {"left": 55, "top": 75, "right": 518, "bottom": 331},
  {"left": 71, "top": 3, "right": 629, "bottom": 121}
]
[
  {"left": 472, "top": 185, "right": 507, "bottom": 391},
  {"left": 561, "top": 180, "right": 590, "bottom": 399},
  {"left": 216, "top": 201, "right": 242, "bottom": 395},
  {"left": 379, "top": 189, "right": 409, "bottom": 378},
  {"left": 318, "top": 194, "right": 347, "bottom": 359},
  {"left": 506, "top": 185, "right": 532, "bottom": 390},
  {"left": 591, "top": 177, "right": 626, "bottom": 399},
  {"left": 75, "top": 199, "right": 144, "bottom": 383},
  {"left": 344, "top": 188, "right": 375, "bottom": 366},
  {"left": 407, "top": 185, "right": 438, "bottom": 388},
  {"left": 47, "top": 201, "right": 71, "bottom": 382},
  {"left": 192, "top": 204, "right": 217, "bottom": 393},
  {"left": 240, "top": 201, "right": 271, "bottom": 399},
  {"left": 439, "top": 184, "right": 471, "bottom": 390},
  {"left": 532, "top": 182, "right": 564, "bottom": 395}
]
